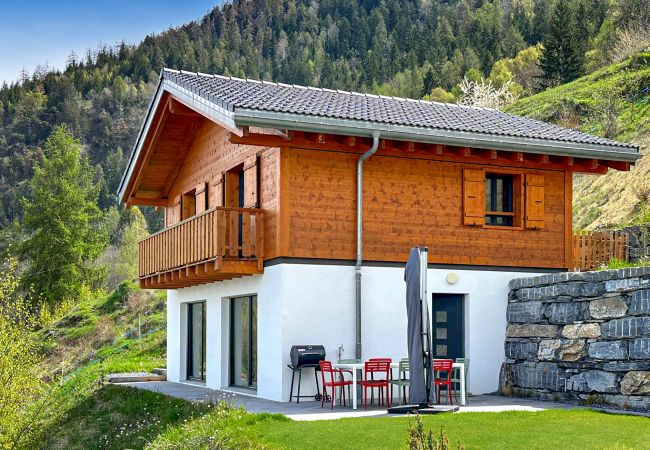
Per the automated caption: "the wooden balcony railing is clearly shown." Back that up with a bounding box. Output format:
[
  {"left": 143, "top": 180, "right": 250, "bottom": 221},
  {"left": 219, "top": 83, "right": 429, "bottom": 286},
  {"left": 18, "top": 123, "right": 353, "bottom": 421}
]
[
  {"left": 572, "top": 230, "right": 629, "bottom": 272},
  {"left": 138, "top": 207, "right": 264, "bottom": 288}
]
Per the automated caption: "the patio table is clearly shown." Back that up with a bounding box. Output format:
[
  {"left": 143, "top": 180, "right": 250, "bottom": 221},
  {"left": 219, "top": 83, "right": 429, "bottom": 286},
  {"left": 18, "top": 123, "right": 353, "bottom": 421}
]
[{"left": 332, "top": 361, "right": 466, "bottom": 409}]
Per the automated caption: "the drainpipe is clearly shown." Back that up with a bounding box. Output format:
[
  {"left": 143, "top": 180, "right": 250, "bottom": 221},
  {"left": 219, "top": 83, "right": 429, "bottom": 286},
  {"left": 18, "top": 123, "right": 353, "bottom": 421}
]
[{"left": 355, "top": 132, "right": 380, "bottom": 360}]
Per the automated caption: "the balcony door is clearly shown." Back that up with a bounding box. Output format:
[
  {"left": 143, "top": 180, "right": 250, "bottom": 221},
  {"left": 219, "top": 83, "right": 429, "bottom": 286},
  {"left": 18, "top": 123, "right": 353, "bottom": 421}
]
[
  {"left": 187, "top": 301, "right": 206, "bottom": 381},
  {"left": 225, "top": 167, "right": 245, "bottom": 255},
  {"left": 230, "top": 295, "right": 257, "bottom": 389}
]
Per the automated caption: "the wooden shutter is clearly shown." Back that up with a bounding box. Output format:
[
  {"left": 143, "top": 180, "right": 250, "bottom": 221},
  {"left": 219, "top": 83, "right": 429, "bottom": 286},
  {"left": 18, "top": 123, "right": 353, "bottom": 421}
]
[
  {"left": 525, "top": 173, "right": 545, "bottom": 229},
  {"left": 195, "top": 182, "right": 207, "bottom": 214},
  {"left": 463, "top": 168, "right": 485, "bottom": 226},
  {"left": 170, "top": 195, "right": 181, "bottom": 225},
  {"left": 210, "top": 174, "right": 224, "bottom": 208},
  {"left": 243, "top": 155, "right": 259, "bottom": 208}
]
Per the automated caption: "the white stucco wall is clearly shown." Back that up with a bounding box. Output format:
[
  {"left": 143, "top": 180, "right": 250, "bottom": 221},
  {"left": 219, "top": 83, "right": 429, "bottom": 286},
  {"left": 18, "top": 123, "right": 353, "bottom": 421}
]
[{"left": 165, "top": 263, "right": 543, "bottom": 401}]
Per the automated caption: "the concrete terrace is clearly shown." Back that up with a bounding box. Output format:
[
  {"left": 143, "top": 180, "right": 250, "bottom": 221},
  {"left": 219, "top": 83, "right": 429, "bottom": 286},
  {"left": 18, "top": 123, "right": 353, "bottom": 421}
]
[{"left": 120, "top": 381, "right": 579, "bottom": 421}]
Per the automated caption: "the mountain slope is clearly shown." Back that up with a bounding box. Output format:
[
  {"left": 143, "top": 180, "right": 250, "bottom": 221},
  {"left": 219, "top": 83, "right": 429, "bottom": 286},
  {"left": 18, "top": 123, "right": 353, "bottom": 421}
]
[
  {"left": 506, "top": 52, "right": 650, "bottom": 230},
  {"left": 0, "top": 0, "right": 624, "bottom": 231}
]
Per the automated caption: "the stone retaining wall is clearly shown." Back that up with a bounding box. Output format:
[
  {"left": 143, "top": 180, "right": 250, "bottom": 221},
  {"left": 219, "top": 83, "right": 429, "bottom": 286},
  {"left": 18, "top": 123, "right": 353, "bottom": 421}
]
[
  {"left": 623, "top": 225, "right": 650, "bottom": 263},
  {"left": 501, "top": 267, "right": 650, "bottom": 411}
]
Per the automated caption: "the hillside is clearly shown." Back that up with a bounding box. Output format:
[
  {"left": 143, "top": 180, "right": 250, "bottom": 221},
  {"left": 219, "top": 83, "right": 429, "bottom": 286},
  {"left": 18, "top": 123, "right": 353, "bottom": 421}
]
[
  {"left": 0, "top": 0, "right": 640, "bottom": 235},
  {"left": 506, "top": 52, "right": 650, "bottom": 230}
]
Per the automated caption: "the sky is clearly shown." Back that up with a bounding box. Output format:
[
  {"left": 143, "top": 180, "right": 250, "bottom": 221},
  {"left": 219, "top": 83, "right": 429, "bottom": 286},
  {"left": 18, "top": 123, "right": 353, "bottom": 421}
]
[{"left": 0, "top": 1, "right": 219, "bottom": 85}]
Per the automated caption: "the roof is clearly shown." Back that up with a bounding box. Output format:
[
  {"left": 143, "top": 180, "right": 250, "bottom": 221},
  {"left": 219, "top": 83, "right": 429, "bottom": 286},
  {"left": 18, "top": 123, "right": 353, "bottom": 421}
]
[
  {"left": 118, "top": 68, "right": 639, "bottom": 201},
  {"left": 163, "top": 69, "right": 638, "bottom": 151}
]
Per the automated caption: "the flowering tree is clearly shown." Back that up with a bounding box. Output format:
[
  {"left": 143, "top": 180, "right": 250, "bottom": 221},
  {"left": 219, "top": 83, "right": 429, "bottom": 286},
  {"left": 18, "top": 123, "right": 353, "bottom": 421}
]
[
  {"left": 458, "top": 77, "right": 519, "bottom": 110},
  {"left": 0, "top": 258, "right": 45, "bottom": 448}
]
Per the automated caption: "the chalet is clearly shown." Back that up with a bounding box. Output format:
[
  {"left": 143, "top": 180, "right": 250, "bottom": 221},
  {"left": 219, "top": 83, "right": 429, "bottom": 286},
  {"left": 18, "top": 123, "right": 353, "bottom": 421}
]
[{"left": 118, "top": 69, "right": 639, "bottom": 401}]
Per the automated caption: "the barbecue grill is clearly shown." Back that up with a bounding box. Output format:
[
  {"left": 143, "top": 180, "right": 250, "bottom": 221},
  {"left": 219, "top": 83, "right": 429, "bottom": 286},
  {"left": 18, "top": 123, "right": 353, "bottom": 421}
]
[{"left": 287, "top": 345, "right": 326, "bottom": 403}]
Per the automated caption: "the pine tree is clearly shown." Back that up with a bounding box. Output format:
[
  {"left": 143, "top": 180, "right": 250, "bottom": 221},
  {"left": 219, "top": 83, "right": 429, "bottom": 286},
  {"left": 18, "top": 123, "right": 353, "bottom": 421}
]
[
  {"left": 539, "top": 1, "right": 586, "bottom": 88},
  {"left": 20, "top": 126, "right": 107, "bottom": 306}
]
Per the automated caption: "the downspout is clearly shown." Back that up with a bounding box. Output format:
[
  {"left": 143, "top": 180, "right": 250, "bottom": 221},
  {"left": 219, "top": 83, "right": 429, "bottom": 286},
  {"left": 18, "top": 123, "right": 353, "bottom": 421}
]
[{"left": 355, "top": 132, "right": 380, "bottom": 360}]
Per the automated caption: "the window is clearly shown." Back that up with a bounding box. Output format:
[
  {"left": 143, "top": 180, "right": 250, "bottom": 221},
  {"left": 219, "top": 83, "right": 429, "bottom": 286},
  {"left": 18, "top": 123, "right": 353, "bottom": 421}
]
[
  {"left": 463, "top": 168, "right": 543, "bottom": 230},
  {"left": 485, "top": 173, "right": 515, "bottom": 226}
]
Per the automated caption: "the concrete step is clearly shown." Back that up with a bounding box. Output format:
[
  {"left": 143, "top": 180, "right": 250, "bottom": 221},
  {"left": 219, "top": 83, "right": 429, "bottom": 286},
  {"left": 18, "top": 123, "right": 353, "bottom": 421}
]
[{"left": 107, "top": 371, "right": 166, "bottom": 383}]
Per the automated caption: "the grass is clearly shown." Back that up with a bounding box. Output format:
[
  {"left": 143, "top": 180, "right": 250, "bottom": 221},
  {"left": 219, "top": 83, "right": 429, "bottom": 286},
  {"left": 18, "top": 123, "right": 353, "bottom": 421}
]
[
  {"left": 29, "top": 282, "right": 171, "bottom": 449},
  {"left": 506, "top": 52, "right": 650, "bottom": 142},
  {"left": 43, "top": 385, "right": 208, "bottom": 450},
  {"left": 251, "top": 409, "right": 650, "bottom": 450},
  {"left": 506, "top": 52, "right": 650, "bottom": 231},
  {"left": 42, "top": 382, "right": 650, "bottom": 450}
]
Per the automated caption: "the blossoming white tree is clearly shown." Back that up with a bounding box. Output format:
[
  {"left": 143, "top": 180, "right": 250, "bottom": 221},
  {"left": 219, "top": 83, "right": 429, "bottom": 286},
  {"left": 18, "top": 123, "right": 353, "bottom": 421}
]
[{"left": 458, "top": 77, "right": 519, "bottom": 110}]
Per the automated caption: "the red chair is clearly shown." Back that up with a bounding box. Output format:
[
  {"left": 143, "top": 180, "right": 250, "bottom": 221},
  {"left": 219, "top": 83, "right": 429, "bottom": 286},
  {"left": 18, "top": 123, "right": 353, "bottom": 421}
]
[
  {"left": 319, "top": 361, "right": 353, "bottom": 409},
  {"left": 433, "top": 359, "right": 454, "bottom": 405},
  {"left": 358, "top": 359, "right": 392, "bottom": 409},
  {"left": 368, "top": 357, "right": 392, "bottom": 405}
]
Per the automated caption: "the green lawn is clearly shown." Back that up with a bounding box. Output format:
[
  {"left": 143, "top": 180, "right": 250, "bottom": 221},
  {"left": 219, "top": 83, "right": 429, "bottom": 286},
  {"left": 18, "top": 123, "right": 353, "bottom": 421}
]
[
  {"left": 42, "top": 383, "right": 650, "bottom": 450},
  {"left": 252, "top": 409, "right": 650, "bottom": 450}
]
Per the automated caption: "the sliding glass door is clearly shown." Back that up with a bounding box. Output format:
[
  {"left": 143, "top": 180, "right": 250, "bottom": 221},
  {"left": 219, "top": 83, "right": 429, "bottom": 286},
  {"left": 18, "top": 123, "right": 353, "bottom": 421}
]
[
  {"left": 187, "top": 302, "right": 206, "bottom": 381},
  {"left": 230, "top": 295, "right": 257, "bottom": 389}
]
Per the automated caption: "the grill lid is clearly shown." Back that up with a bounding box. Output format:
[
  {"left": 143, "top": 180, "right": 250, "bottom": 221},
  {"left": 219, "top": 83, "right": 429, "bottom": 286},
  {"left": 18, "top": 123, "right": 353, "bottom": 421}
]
[{"left": 290, "top": 345, "right": 326, "bottom": 367}]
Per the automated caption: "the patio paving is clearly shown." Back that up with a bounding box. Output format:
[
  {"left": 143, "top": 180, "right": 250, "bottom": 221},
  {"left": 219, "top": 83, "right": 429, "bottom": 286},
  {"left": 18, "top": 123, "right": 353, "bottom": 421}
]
[{"left": 119, "top": 380, "right": 579, "bottom": 421}]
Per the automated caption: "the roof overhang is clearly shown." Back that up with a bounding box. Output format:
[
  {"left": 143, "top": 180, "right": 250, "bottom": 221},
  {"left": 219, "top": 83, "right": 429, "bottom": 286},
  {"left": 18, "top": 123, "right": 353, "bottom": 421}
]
[
  {"left": 233, "top": 108, "right": 640, "bottom": 164},
  {"left": 119, "top": 73, "right": 640, "bottom": 204},
  {"left": 118, "top": 77, "right": 242, "bottom": 204}
]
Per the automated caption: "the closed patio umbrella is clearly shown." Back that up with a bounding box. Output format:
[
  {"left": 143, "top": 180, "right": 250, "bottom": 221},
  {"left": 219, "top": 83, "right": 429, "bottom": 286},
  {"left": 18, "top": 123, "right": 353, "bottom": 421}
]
[
  {"left": 405, "top": 245, "right": 433, "bottom": 405},
  {"left": 389, "top": 245, "right": 457, "bottom": 414}
]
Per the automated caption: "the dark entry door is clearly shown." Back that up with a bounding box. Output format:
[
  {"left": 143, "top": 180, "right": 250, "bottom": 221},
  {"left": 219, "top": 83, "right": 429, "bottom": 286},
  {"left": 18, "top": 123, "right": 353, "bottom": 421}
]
[
  {"left": 431, "top": 294, "right": 464, "bottom": 360},
  {"left": 187, "top": 302, "right": 206, "bottom": 380}
]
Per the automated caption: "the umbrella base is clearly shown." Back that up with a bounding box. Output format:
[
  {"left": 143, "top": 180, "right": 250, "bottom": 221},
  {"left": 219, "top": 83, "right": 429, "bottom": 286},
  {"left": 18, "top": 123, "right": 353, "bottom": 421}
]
[{"left": 387, "top": 404, "right": 459, "bottom": 414}]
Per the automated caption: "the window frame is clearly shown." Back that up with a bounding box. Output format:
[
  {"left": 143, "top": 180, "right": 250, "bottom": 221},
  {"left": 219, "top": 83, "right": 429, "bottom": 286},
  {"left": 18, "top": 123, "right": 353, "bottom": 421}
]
[{"left": 483, "top": 170, "right": 524, "bottom": 230}]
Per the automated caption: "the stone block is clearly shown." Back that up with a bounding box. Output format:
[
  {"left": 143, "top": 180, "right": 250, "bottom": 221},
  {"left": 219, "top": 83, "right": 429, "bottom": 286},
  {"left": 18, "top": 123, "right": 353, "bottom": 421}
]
[
  {"left": 568, "top": 370, "right": 618, "bottom": 393},
  {"left": 630, "top": 338, "right": 650, "bottom": 359},
  {"left": 605, "top": 277, "right": 640, "bottom": 293},
  {"left": 602, "top": 394, "right": 650, "bottom": 410},
  {"left": 505, "top": 340, "right": 538, "bottom": 360},
  {"left": 603, "top": 361, "right": 650, "bottom": 371},
  {"left": 620, "top": 371, "right": 650, "bottom": 395},
  {"left": 555, "top": 283, "right": 582, "bottom": 297},
  {"left": 629, "top": 289, "right": 650, "bottom": 315},
  {"left": 538, "top": 339, "right": 585, "bottom": 362},
  {"left": 562, "top": 323, "right": 601, "bottom": 339},
  {"left": 545, "top": 302, "right": 589, "bottom": 324},
  {"left": 587, "top": 340, "right": 628, "bottom": 360},
  {"left": 506, "top": 324, "right": 560, "bottom": 338},
  {"left": 513, "top": 362, "right": 566, "bottom": 390},
  {"left": 580, "top": 282, "right": 605, "bottom": 297},
  {"left": 589, "top": 297, "right": 628, "bottom": 319},
  {"left": 601, "top": 317, "right": 650, "bottom": 338},
  {"left": 507, "top": 301, "right": 544, "bottom": 323}
]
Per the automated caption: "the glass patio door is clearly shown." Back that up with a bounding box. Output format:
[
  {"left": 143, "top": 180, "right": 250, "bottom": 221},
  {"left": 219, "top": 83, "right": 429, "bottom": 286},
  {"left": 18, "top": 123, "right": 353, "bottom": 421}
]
[
  {"left": 230, "top": 295, "right": 257, "bottom": 389},
  {"left": 187, "top": 302, "right": 206, "bottom": 381}
]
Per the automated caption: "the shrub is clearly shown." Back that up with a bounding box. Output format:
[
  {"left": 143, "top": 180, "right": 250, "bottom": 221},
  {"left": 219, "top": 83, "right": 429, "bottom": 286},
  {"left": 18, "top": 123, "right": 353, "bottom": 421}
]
[
  {"left": 407, "top": 415, "right": 464, "bottom": 450},
  {"left": 0, "top": 258, "right": 52, "bottom": 448}
]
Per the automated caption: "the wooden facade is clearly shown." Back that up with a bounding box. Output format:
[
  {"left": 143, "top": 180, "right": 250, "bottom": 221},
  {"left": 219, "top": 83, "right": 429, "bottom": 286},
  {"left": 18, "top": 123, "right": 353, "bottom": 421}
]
[{"left": 124, "top": 93, "right": 627, "bottom": 288}]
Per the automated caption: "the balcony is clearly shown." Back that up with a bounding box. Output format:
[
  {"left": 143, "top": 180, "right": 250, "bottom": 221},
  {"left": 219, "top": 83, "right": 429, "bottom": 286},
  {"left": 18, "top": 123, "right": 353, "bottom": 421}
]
[{"left": 138, "top": 207, "right": 264, "bottom": 289}]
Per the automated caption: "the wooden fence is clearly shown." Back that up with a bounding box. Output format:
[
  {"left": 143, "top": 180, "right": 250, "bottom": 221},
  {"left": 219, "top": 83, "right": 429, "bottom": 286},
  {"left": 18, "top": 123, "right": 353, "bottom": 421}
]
[{"left": 572, "top": 230, "right": 630, "bottom": 271}]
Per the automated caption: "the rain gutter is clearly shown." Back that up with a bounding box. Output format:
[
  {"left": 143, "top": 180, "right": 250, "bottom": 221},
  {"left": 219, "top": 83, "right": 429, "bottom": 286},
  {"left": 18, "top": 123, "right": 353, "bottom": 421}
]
[{"left": 233, "top": 109, "right": 639, "bottom": 163}]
